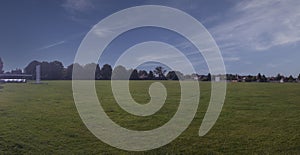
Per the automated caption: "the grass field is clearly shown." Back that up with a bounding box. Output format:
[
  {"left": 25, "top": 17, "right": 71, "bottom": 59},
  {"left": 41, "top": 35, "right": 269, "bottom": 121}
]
[{"left": 0, "top": 81, "right": 299, "bottom": 154}]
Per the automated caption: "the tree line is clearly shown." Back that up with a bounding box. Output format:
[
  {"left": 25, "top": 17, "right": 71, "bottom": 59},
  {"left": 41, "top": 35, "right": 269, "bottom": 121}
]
[
  {"left": 225, "top": 73, "right": 299, "bottom": 83},
  {"left": 22, "top": 60, "right": 300, "bottom": 82},
  {"left": 1, "top": 57, "right": 300, "bottom": 82},
  {"left": 22, "top": 60, "right": 186, "bottom": 80}
]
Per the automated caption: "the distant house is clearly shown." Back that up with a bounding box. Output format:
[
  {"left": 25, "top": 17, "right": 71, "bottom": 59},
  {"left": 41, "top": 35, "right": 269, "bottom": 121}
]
[
  {"left": 280, "top": 78, "right": 284, "bottom": 83},
  {"left": 214, "top": 76, "right": 221, "bottom": 82},
  {"left": 193, "top": 76, "right": 199, "bottom": 80},
  {"left": 242, "top": 77, "right": 247, "bottom": 82},
  {"left": 0, "top": 74, "right": 32, "bottom": 83}
]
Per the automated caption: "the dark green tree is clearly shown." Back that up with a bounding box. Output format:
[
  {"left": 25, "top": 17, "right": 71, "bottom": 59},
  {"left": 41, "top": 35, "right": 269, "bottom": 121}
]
[
  {"left": 207, "top": 73, "right": 211, "bottom": 81},
  {"left": 11, "top": 68, "right": 22, "bottom": 74},
  {"left": 175, "top": 71, "right": 184, "bottom": 80},
  {"left": 148, "top": 71, "right": 154, "bottom": 80},
  {"left": 83, "top": 63, "right": 100, "bottom": 80},
  {"left": 65, "top": 64, "right": 74, "bottom": 80},
  {"left": 166, "top": 71, "right": 178, "bottom": 80},
  {"left": 24, "top": 60, "right": 41, "bottom": 79},
  {"left": 261, "top": 75, "right": 267, "bottom": 82},
  {"left": 72, "top": 63, "right": 86, "bottom": 80},
  {"left": 288, "top": 75, "right": 294, "bottom": 82},
  {"left": 95, "top": 64, "right": 101, "bottom": 80},
  {"left": 252, "top": 75, "right": 257, "bottom": 82},
  {"left": 100, "top": 64, "right": 112, "bottom": 80},
  {"left": 298, "top": 74, "right": 300, "bottom": 81},
  {"left": 154, "top": 66, "right": 166, "bottom": 80},
  {"left": 0, "top": 57, "right": 3, "bottom": 74},
  {"left": 257, "top": 73, "right": 262, "bottom": 82},
  {"left": 184, "top": 74, "right": 192, "bottom": 80},
  {"left": 166, "top": 71, "right": 184, "bottom": 80},
  {"left": 130, "top": 69, "right": 139, "bottom": 80},
  {"left": 112, "top": 65, "right": 129, "bottom": 80},
  {"left": 40, "top": 61, "right": 50, "bottom": 80},
  {"left": 275, "top": 74, "right": 282, "bottom": 81},
  {"left": 33, "top": 61, "right": 64, "bottom": 80},
  {"left": 49, "top": 61, "right": 64, "bottom": 80},
  {"left": 226, "top": 74, "right": 237, "bottom": 81},
  {"left": 138, "top": 70, "right": 148, "bottom": 80}
]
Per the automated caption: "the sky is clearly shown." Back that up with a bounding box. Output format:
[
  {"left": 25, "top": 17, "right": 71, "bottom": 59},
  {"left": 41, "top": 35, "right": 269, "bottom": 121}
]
[{"left": 0, "top": 0, "right": 300, "bottom": 76}]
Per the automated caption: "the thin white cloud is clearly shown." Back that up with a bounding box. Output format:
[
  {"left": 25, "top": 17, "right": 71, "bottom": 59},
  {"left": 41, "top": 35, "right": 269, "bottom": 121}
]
[
  {"left": 267, "top": 63, "right": 278, "bottom": 68},
  {"left": 92, "top": 23, "right": 131, "bottom": 38},
  {"left": 211, "top": 0, "right": 300, "bottom": 51},
  {"left": 36, "top": 32, "right": 86, "bottom": 51},
  {"left": 37, "top": 40, "right": 65, "bottom": 51},
  {"left": 201, "top": 15, "right": 221, "bottom": 24},
  {"left": 223, "top": 56, "right": 240, "bottom": 62},
  {"left": 94, "top": 28, "right": 113, "bottom": 38},
  {"left": 61, "top": 0, "right": 94, "bottom": 13}
]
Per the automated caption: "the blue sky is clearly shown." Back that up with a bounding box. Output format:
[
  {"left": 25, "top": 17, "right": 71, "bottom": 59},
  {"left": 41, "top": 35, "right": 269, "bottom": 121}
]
[{"left": 0, "top": 0, "right": 300, "bottom": 76}]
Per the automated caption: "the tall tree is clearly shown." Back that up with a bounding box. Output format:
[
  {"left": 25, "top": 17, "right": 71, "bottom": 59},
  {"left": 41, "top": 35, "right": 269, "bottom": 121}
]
[
  {"left": 207, "top": 73, "right": 211, "bottom": 81},
  {"left": 175, "top": 71, "right": 184, "bottom": 80},
  {"left": 24, "top": 60, "right": 64, "bottom": 80},
  {"left": 84, "top": 63, "right": 99, "bottom": 80},
  {"left": 166, "top": 71, "right": 184, "bottom": 80},
  {"left": 288, "top": 75, "right": 294, "bottom": 82},
  {"left": 257, "top": 73, "right": 262, "bottom": 82},
  {"left": 154, "top": 66, "right": 166, "bottom": 80},
  {"left": 298, "top": 74, "right": 300, "bottom": 81},
  {"left": 275, "top": 74, "right": 282, "bottom": 81},
  {"left": 24, "top": 60, "right": 41, "bottom": 79},
  {"left": 166, "top": 71, "right": 178, "bottom": 80},
  {"left": 65, "top": 64, "right": 74, "bottom": 80},
  {"left": 95, "top": 64, "right": 101, "bottom": 80},
  {"left": 49, "top": 61, "right": 64, "bottom": 80},
  {"left": 138, "top": 70, "right": 148, "bottom": 80},
  {"left": 40, "top": 61, "right": 50, "bottom": 80},
  {"left": 130, "top": 69, "right": 139, "bottom": 80},
  {"left": 112, "top": 65, "right": 129, "bottom": 80},
  {"left": 72, "top": 63, "right": 86, "bottom": 80},
  {"left": 100, "top": 64, "right": 112, "bottom": 80},
  {"left": 261, "top": 75, "right": 267, "bottom": 82},
  {"left": 148, "top": 71, "right": 154, "bottom": 80},
  {"left": 0, "top": 57, "right": 3, "bottom": 73}
]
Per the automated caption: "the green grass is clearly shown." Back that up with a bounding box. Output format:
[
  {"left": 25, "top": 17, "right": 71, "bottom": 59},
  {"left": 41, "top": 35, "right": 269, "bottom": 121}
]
[{"left": 0, "top": 81, "right": 299, "bottom": 154}]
